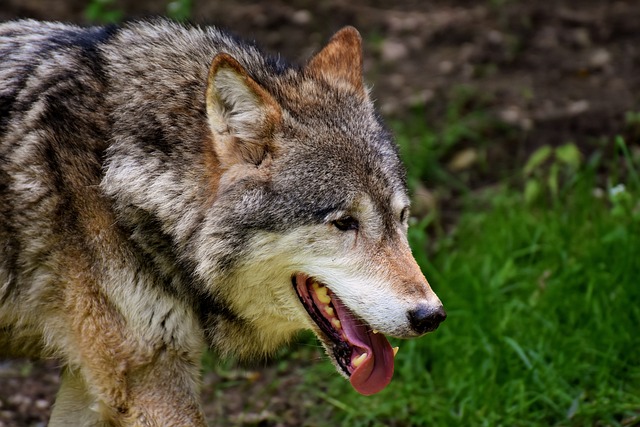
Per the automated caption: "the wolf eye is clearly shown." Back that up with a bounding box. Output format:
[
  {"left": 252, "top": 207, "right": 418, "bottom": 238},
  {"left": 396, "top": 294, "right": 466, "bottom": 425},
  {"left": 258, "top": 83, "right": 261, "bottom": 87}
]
[
  {"left": 400, "top": 207, "right": 409, "bottom": 223},
  {"left": 332, "top": 216, "right": 359, "bottom": 231}
]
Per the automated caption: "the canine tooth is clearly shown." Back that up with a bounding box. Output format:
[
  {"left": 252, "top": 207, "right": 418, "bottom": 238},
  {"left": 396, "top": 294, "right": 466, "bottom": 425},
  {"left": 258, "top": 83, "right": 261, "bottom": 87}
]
[
  {"left": 324, "top": 306, "right": 334, "bottom": 317},
  {"left": 352, "top": 353, "right": 367, "bottom": 368},
  {"left": 372, "top": 329, "right": 379, "bottom": 334},
  {"left": 314, "top": 285, "right": 331, "bottom": 304},
  {"left": 393, "top": 347, "right": 399, "bottom": 357},
  {"left": 331, "top": 318, "right": 342, "bottom": 330},
  {"left": 318, "top": 294, "right": 331, "bottom": 304}
]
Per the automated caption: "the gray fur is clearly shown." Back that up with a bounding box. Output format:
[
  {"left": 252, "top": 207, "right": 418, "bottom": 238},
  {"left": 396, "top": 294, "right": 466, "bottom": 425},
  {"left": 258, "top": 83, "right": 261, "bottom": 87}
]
[{"left": 0, "top": 19, "right": 440, "bottom": 425}]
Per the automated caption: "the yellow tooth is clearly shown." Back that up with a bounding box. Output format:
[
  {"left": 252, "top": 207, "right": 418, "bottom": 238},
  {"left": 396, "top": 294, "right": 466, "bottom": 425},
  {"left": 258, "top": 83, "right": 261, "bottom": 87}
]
[
  {"left": 324, "top": 306, "right": 334, "bottom": 317},
  {"left": 352, "top": 352, "right": 368, "bottom": 368},
  {"left": 393, "top": 347, "right": 399, "bottom": 357},
  {"left": 314, "top": 285, "right": 331, "bottom": 304},
  {"left": 372, "top": 329, "right": 379, "bottom": 334},
  {"left": 331, "top": 318, "right": 342, "bottom": 330}
]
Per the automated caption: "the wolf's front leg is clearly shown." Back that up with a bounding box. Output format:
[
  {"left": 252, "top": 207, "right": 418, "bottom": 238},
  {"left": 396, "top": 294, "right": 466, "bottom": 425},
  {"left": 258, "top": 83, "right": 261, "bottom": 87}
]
[
  {"left": 50, "top": 368, "right": 110, "bottom": 427},
  {"left": 117, "top": 350, "right": 207, "bottom": 427},
  {"left": 51, "top": 354, "right": 207, "bottom": 427},
  {"left": 52, "top": 270, "right": 207, "bottom": 426}
]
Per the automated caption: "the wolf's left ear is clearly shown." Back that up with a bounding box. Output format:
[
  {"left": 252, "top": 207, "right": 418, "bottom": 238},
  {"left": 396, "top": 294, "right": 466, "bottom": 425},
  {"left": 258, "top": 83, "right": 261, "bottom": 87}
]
[
  {"left": 306, "top": 26, "right": 366, "bottom": 97},
  {"left": 206, "top": 53, "right": 282, "bottom": 168}
]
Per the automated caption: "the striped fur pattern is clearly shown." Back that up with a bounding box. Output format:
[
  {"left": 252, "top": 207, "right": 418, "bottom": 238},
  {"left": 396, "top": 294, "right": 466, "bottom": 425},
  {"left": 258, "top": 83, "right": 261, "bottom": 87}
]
[{"left": 0, "top": 20, "right": 444, "bottom": 425}]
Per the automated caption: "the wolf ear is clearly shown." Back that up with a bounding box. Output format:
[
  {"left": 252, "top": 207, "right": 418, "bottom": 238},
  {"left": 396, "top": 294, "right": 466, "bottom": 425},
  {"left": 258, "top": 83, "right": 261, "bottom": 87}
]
[
  {"left": 306, "top": 26, "right": 366, "bottom": 96},
  {"left": 206, "top": 53, "right": 282, "bottom": 167}
]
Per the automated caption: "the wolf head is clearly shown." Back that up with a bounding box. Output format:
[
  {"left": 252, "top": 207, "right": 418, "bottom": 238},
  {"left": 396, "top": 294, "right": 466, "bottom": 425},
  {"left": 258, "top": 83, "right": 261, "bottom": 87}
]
[{"left": 197, "top": 27, "right": 446, "bottom": 395}]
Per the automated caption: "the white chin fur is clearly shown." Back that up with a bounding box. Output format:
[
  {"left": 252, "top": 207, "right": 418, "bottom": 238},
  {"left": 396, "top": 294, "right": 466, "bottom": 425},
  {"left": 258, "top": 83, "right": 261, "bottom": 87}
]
[{"left": 225, "top": 227, "right": 419, "bottom": 341}]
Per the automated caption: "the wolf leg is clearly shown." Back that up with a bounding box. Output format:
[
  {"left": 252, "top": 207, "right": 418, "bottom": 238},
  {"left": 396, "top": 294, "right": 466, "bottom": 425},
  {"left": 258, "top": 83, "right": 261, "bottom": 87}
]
[
  {"left": 50, "top": 367, "right": 112, "bottom": 427},
  {"left": 54, "top": 261, "right": 207, "bottom": 425},
  {"left": 116, "top": 352, "right": 208, "bottom": 427},
  {"left": 51, "top": 343, "right": 207, "bottom": 427},
  {"left": 51, "top": 361, "right": 207, "bottom": 427},
  {"left": 61, "top": 311, "right": 207, "bottom": 426}
]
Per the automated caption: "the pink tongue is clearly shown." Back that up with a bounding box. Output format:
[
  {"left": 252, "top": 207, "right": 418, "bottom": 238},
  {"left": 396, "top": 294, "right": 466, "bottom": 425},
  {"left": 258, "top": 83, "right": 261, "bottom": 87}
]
[{"left": 332, "top": 297, "right": 395, "bottom": 395}]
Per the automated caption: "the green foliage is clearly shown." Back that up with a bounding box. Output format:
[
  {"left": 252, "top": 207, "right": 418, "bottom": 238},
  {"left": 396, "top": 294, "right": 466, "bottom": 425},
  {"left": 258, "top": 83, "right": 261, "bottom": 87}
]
[
  {"left": 616, "top": 136, "right": 640, "bottom": 189},
  {"left": 523, "top": 143, "right": 582, "bottom": 204},
  {"left": 393, "top": 116, "right": 439, "bottom": 193},
  {"left": 84, "top": 0, "right": 193, "bottom": 24},
  {"left": 624, "top": 111, "right": 640, "bottom": 133},
  {"left": 84, "top": 0, "right": 123, "bottom": 24},
  {"left": 166, "top": 0, "right": 193, "bottom": 22},
  {"left": 302, "top": 158, "right": 640, "bottom": 426},
  {"left": 407, "top": 214, "right": 437, "bottom": 268},
  {"left": 394, "top": 86, "right": 508, "bottom": 193}
]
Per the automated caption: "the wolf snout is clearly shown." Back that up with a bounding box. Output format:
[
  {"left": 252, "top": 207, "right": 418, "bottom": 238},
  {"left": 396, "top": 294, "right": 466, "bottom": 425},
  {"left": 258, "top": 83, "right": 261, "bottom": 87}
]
[{"left": 407, "top": 304, "right": 447, "bottom": 335}]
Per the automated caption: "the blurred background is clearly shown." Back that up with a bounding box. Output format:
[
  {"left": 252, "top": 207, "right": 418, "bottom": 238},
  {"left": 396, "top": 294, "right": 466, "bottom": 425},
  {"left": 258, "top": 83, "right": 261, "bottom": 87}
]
[{"left": 1, "top": 1, "right": 639, "bottom": 426}]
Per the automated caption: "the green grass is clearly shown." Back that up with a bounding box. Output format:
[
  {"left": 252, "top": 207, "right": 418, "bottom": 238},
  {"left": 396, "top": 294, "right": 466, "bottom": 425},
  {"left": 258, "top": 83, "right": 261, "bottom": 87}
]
[
  {"left": 301, "top": 152, "right": 640, "bottom": 426},
  {"left": 84, "top": 0, "right": 192, "bottom": 23},
  {"left": 395, "top": 86, "right": 510, "bottom": 193}
]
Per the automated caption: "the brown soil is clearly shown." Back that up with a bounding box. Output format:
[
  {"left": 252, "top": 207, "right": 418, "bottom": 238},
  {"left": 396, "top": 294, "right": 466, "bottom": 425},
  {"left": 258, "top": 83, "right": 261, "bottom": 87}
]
[{"left": 1, "top": 1, "right": 638, "bottom": 426}]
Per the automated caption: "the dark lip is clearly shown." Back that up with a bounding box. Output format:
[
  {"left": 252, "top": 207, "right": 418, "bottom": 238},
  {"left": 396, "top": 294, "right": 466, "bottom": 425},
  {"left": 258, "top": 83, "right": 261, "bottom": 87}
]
[{"left": 291, "top": 275, "right": 352, "bottom": 376}]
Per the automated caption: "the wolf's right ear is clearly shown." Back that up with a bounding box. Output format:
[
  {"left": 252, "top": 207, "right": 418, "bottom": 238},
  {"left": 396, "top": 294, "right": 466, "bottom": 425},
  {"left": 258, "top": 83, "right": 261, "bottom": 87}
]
[{"left": 206, "top": 53, "right": 282, "bottom": 168}]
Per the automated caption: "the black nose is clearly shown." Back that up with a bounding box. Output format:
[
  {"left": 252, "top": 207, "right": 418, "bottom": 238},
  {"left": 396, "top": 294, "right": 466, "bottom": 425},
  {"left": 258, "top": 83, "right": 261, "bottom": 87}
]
[{"left": 408, "top": 304, "right": 447, "bottom": 335}]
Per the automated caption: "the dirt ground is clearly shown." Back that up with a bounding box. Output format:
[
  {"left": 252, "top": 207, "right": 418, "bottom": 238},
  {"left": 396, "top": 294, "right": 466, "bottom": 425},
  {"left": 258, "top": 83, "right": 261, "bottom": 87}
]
[{"left": 1, "top": 1, "right": 639, "bottom": 426}]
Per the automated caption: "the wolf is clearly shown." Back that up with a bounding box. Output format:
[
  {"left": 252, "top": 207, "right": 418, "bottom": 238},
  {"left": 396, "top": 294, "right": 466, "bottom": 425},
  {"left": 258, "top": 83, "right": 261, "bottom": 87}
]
[{"left": 0, "top": 19, "right": 446, "bottom": 426}]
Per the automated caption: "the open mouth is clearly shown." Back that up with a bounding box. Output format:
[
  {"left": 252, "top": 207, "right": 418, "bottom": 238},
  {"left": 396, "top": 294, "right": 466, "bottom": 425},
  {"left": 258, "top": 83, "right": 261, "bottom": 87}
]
[{"left": 293, "top": 273, "right": 396, "bottom": 395}]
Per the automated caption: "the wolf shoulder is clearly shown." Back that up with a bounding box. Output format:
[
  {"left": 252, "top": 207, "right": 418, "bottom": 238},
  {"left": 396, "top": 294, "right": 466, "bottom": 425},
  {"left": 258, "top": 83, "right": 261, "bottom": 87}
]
[{"left": 0, "top": 20, "right": 229, "bottom": 313}]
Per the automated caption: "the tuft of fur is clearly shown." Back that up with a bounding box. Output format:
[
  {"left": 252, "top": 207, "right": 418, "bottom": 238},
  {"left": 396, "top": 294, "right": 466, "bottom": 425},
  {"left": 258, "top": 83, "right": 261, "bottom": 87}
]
[{"left": 0, "top": 19, "right": 443, "bottom": 425}]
